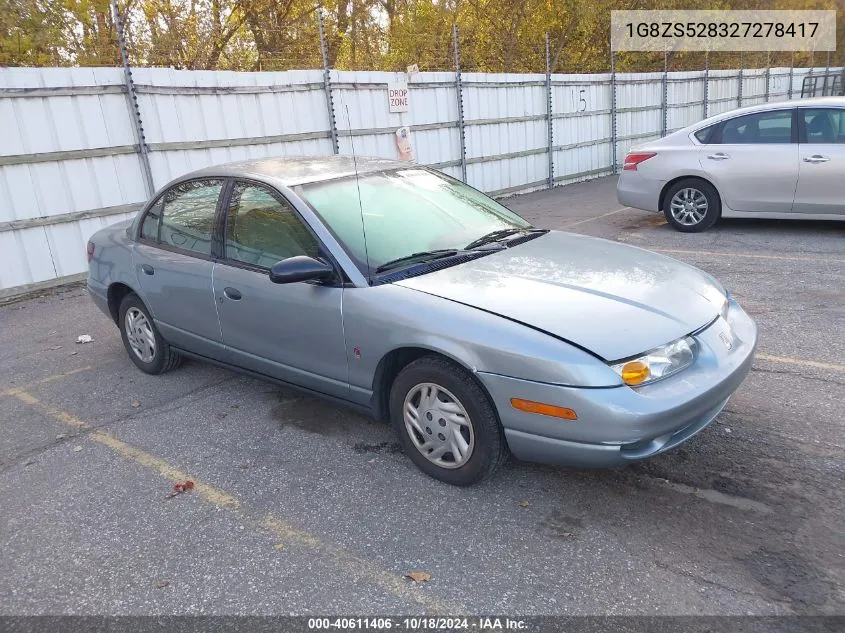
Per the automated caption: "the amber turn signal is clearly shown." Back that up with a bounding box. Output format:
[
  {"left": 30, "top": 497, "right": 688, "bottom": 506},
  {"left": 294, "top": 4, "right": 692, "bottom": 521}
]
[
  {"left": 510, "top": 398, "right": 577, "bottom": 420},
  {"left": 620, "top": 360, "right": 650, "bottom": 385}
]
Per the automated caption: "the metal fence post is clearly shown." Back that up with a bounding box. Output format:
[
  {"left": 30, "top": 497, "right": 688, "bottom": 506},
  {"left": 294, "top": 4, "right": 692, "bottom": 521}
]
[
  {"left": 545, "top": 33, "right": 554, "bottom": 189},
  {"left": 610, "top": 49, "right": 617, "bottom": 174},
  {"left": 788, "top": 52, "right": 794, "bottom": 99},
  {"left": 453, "top": 24, "right": 467, "bottom": 183},
  {"left": 823, "top": 51, "right": 831, "bottom": 96},
  {"left": 703, "top": 51, "right": 710, "bottom": 118},
  {"left": 764, "top": 52, "right": 771, "bottom": 102},
  {"left": 737, "top": 52, "right": 743, "bottom": 108},
  {"left": 110, "top": 0, "right": 154, "bottom": 197},
  {"left": 317, "top": 10, "right": 339, "bottom": 155},
  {"left": 661, "top": 50, "right": 668, "bottom": 137}
]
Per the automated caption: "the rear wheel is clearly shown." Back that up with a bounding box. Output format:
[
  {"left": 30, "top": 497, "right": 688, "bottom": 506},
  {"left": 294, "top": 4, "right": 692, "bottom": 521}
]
[
  {"left": 389, "top": 356, "right": 506, "bottom": 486},
  {"left": 663, "top": 178, "right": 720, "bottom": 233},
  {"left": 118, "top": 293, "right": 182, "bottom": 375}
]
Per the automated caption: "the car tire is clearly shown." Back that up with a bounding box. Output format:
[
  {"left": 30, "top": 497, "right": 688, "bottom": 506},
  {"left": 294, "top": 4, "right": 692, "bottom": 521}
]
[
  {"left": 663, "top": 178, "right": 721, "bottom": 233},
  {"left": 118, "top": 292, "right": 183, "bottom": 375},
  {"left": 389, "top": 355, "right": 507, "bottom": 486}
]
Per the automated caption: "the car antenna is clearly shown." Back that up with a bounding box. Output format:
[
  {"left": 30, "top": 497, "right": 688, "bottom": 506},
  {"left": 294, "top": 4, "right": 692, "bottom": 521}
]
[{"left": 342, "top": 100, "right": 371, "bottom": 285}]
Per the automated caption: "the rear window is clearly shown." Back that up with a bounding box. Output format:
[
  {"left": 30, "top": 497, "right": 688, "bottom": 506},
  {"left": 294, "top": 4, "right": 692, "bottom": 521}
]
[{"left": 694, "top": 125, "right": 715, "bottom": 144}]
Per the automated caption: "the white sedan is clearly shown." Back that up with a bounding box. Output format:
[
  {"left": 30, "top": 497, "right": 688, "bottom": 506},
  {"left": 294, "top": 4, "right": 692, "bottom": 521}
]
[{"left": 617, "top": 96, "right": 845, "bottom": 232}]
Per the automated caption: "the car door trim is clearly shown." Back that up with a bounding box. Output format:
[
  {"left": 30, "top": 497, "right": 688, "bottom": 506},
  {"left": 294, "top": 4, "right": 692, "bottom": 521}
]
[{"left": 173, "top": 346, "right": 372, "bottom": 416}]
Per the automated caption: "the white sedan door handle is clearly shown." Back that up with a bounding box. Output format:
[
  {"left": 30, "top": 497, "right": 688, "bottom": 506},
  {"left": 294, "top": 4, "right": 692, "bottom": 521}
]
[
  {"left": 803, "top": 154, "right": 830, "bottom": 163},
  {"left": 707, "top": 153, "right": 730, "bottom": 160}
]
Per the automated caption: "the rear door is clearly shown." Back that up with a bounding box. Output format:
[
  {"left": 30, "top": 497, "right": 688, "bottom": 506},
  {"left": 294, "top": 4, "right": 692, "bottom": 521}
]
[
  {"left": 133, "top": 179, "right": 225, "bottom": 359},
  {"left": 699, "top": 108, "right": 798, "bottom": 213},
  {"left": 211, "top": 180, "right": 349, "bottom": 399},
  {"left": 793, "top": 107, "right": 845, "bottom": 214}
]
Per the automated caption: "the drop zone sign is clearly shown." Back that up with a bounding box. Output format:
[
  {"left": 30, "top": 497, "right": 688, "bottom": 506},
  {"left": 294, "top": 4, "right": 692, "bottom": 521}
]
[{"left": 387, "top": 82, "right": 410, "bottom": 113}]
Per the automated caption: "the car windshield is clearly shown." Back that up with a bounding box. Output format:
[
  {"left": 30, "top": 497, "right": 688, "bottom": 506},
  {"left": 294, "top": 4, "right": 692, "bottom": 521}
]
[{"left": 298, "top": 169, "right": 532, "bottom": 276}]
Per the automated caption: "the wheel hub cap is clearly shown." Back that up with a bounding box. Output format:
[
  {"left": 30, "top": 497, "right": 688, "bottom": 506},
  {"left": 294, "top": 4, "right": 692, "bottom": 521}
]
[
  {"left": 125, "top": 308, "right": 156, "bottom": 363},
  {"left": 403, "top": 383, "right": 475, "bottom": 469}
]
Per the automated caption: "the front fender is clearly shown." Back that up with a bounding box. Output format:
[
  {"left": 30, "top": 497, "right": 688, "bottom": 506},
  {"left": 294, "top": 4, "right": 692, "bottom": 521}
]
[{"left": 342, "top": 284, "right": 622, "bottom": 404}]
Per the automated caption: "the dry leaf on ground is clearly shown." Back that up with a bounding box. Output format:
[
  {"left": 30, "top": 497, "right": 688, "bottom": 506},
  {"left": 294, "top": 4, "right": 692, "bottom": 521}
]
[{"left": 405, "top": 571, "right": 431, "bottom": 582}]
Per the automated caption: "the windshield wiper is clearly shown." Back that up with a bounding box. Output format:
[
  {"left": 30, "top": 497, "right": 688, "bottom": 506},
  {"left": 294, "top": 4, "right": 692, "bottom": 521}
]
[
  {"left": 464, "top": 228, "right": 526, "bottom": 250},
  {"left": 375, "top": 249, "right": 460, "bottom": 273},
  {"left": 465, "top": 228, "right": 548, "bottom": 250}
]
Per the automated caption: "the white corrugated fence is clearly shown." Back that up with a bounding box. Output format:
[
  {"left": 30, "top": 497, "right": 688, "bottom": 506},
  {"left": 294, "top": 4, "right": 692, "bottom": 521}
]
[{"left": 0, "top": 64, "right": 834, "bottom": 297}]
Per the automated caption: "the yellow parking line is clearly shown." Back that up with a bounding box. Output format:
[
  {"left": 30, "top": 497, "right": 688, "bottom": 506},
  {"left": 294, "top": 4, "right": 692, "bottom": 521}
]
[
  {"left": 12, "top": 390, "right": 458, "bottom": 613},
  {"left": 756, "top": 353, "right": 845, "bottom": 374},
  {"left": 562, "top": 207, "right": 629, "bottom": 228},
  {"left": 14, "top": 391, "right": 239, "bottom": 507},
  {"left": 0, "top": 365, "right": 93, "bottom": 398},
  {"left": 92, "top": 431, "right": 241, "bottom": 510},
  {"left": 260, "top": 515, "right": 452, "bottom": 612},
  {"left": 652, "top": 247, "right": 845, "bottom": 264}
]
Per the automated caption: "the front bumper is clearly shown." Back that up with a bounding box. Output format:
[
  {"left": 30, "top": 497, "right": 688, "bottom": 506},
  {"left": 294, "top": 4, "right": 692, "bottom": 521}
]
[
  {"left": 478, "top": 298, "right": 757, "bottom": 468},
  {"left": 616, "top": 170, "right": 663, "bottom": 212}
]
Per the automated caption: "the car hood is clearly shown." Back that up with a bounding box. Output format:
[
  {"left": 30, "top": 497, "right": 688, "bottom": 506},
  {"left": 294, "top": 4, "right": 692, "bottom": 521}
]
[{"left": 395, "top": 231, "right": 725, "bottom": 361}]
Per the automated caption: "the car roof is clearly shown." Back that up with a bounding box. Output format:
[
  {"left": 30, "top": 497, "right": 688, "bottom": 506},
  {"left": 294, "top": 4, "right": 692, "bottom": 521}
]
[
  {"left": 178, "top": 155, "right": 409, "bottom": 188},
  {"left": 694, "top": 96, "right": 845, "bottom": 127}
]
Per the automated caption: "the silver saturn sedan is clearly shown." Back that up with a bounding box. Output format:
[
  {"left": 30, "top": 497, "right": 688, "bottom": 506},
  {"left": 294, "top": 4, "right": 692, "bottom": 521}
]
[
  {"left": 617, "top": 96, "right": 845, "bottom": 232},
  {"left": 87, "top": 156, "right": 757, "bottom": 486}
]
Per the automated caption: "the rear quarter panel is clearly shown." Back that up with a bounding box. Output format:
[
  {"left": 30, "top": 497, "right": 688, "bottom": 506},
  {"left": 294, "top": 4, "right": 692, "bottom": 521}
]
[
  {"left": 632, "top": 137, "right": 722, "bottom": 210},
  {"left": 634, "top": 135, "right": 706, "bottom": 181},
  {"left": 87, "top": 220, "right": 141, "bottom": 315}
]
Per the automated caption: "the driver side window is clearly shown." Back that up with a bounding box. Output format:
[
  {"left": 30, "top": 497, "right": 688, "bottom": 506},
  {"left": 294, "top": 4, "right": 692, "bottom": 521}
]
[{"left": 225, "top": 182, "right": 320, "bottom": 268}]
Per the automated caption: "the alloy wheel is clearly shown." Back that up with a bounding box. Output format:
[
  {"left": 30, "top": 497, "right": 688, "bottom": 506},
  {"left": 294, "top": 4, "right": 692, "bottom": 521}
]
[{"left": 669, "top": 188, "right": 708, "bottom": 226}]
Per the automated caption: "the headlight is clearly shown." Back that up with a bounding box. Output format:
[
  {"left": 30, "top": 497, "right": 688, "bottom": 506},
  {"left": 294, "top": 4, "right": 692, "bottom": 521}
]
[{"left": 610, "top": 336, "right": 697, "bottom": 386}]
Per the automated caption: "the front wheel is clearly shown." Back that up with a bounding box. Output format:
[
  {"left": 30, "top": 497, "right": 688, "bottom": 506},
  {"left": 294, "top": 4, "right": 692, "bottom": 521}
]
[
  {"left": 663, "top": 178, "right": 721, "bottom": 233},
  {"left": 389, "top": 356, "right": 507, "bottom": 486},
  {"left": 118, "top": 293, "right": 183, "bottom": 375}
]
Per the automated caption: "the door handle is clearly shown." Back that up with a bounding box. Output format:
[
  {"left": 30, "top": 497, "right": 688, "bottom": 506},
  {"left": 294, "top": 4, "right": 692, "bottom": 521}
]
[
  {"left": 141, "top": 264, "right": 155, "bottom": 275},
  {"left": 803, "top": 155, "right": 830, "bottom": 163},
  {"left": 706, "top": 153, "right": 730, "bottom": 160},
  {"left": 223, "top": 287, "right": 242, "bottom": 301}
]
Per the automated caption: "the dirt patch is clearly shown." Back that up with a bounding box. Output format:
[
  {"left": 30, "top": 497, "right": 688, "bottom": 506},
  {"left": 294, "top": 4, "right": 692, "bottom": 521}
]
[
  {"left": 743, "top": 547, "right": 834, "bottom": 611},
  {"left": 352, "top": 441, "right": 402, "bottom": 455},
  {"left": 538, "top": 510, "right": 584, "bottom": 539},
  {"left": 271, "top": 388, "right": 368, "bottom": 436}
]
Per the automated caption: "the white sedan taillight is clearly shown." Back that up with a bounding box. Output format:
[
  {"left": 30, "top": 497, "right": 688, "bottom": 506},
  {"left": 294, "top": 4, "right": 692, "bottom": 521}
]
[{"left": 623, "top": 152, "right": 657, "bottom": 171}]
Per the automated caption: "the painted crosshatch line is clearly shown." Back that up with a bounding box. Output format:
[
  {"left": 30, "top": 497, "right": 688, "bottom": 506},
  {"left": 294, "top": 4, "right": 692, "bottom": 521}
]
[{"left": 611, "top": 10, "right": 837, "bottom": 52}]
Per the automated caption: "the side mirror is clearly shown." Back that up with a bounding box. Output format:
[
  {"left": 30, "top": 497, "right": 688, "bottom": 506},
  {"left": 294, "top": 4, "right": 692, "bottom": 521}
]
[{"left": 269, "top": 256, "right": 334, "bottom": 284}]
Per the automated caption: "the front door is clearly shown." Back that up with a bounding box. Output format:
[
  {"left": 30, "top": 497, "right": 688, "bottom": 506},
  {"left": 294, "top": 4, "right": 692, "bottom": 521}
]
[
  {"left": 793, "top": 107, "right": 845, "bottom": 215},
  {"left": 212, "top": 180, "right": 349, "bottom": 399},
  {"left": 699, "top": 108, "right": 798, "bottom": 214},
  {"left": 133, "top": 178, "right": 225, "bottom": 359}
]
